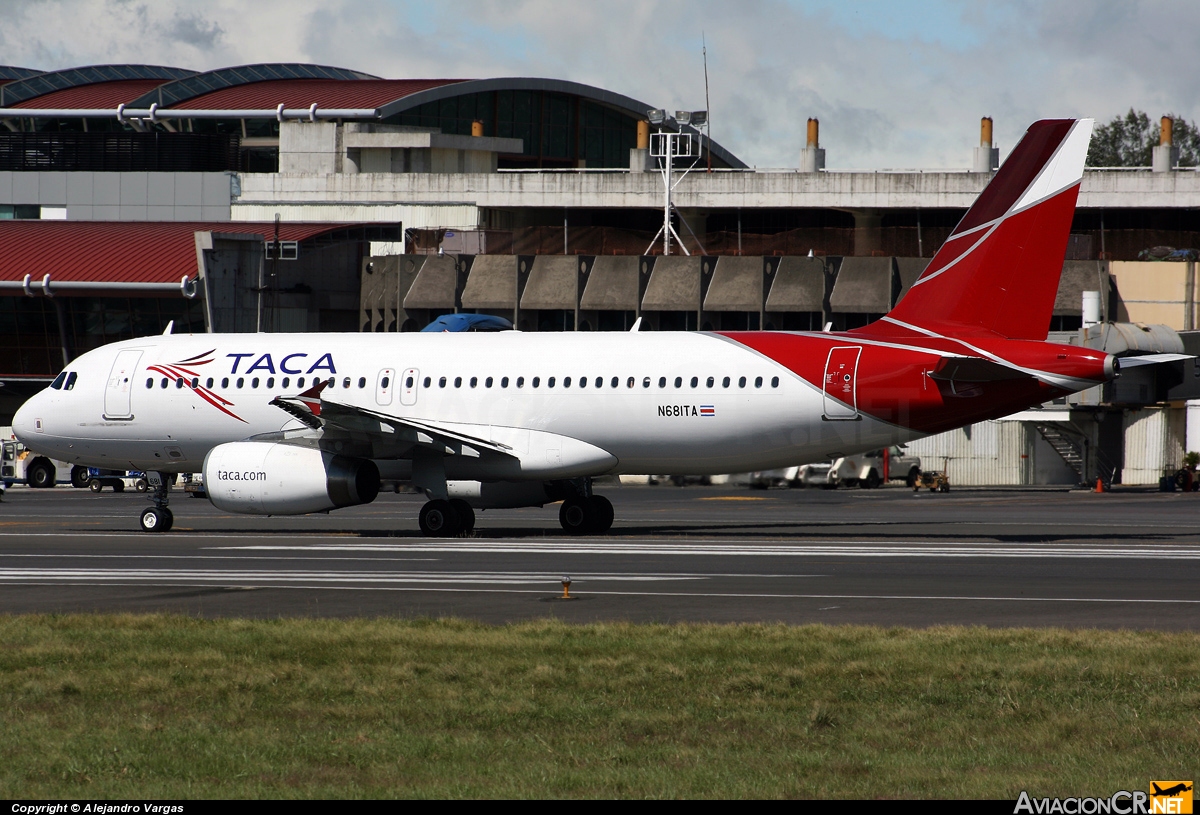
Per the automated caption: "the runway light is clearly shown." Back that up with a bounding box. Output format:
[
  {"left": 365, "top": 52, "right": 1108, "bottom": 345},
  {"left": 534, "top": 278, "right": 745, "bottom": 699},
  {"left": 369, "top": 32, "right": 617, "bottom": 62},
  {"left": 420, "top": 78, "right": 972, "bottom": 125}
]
[{"left": 561, "top": 576, "right": 572, "bottom": 599}]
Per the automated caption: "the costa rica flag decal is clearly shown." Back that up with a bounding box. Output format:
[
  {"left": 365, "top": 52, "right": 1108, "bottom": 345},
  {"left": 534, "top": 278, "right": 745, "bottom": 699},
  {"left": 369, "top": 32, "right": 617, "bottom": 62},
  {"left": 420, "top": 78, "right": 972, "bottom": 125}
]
[{"left": 700, "top": 405, "right": 715, "bottom": 417}]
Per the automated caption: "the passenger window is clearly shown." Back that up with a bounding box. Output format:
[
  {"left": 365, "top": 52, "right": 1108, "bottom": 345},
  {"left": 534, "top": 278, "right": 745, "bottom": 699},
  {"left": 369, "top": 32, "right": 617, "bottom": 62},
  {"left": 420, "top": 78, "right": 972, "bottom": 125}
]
[
  {"left": 454, "top": 377, "right": 462, "bottom": 388},
  {"left": 146, "top": 378, "right": 153, "bottom": 389},
  {"left": 281, "top": 377, "right": 289, "bottom": 388},
  {"left": 755, "top": 376, "right": 763, "bottom": 388},
  {"left": 207, "top": 377, "right": 214, "bottom": 389},
  {"left": 161, "top": 378, "right": 168, "bottom": 389},
  {"left": 192, "top": 377, "right": 200, "bottom": 389},
  {"left": 501, "top": 377, "right": 509, "bottom": 388},
  {"left": 358, "top": 377, "right": 366, "bottom": 388},
  {"left": 252, "top": 378, "right": 260, "bottom": 388},
  {"left": 595, "top": 377, "right": 602, "bottom": 388},
  {"left": 532, "top": 377, "right": 540, "bottom": 388},
  {"left": 297, "top": 377, "right": 305, "bottom": 388},
  {"left": 548, "top": 377, "right": 555, "bottom": 388},
  {"left": 424, "top": 377, "right": 431, "bottom": 388},
  {"left": 706, "top": 376, "right": 714, "bottom": 387},
  {"left": 611, "top": 377, "right": 618, "bottom": 388},
  {"left": 51, "top": 372, "right": 66, "bottom": 390},
  {"left": 175, "top": 377, "right": 183, "bottom": 389},
  {"left": 439, "top": 377, "right": 447, "bottom": 388},
  {"left": 327, "top": 377, "right": 335, "bottom": 387},
  {"left": 237, "top": 378, "right": 244, "bottom": 389},
  {"left": 485, "top": 376, "right": 493, "bottom": 388},
  {"left": 690, "top": 376, "right": 698, "bottom": 388},
  {"left": 564, "top": 377, "right": 572, "bottom": 387},
  {"left": 65, "top": 372, "right": 77, "bottom": 390},
  {"left": 771, "top": 376, "right": 780, "bottom": 388},
  {"left": 625, "top": 377, "right": 633, "bottom": 388},
  {"left": 722, "top": 376, "right": 730, "bottom": 387},
  {"left": 738, "top": 376, "right": 747, "bottom": 388},
  {"left": 517, "top": 377, "right": 525, "bottom": 388},
  {"left": 643, "top": 377, "right": 650, "bottom": 388},
  {"left": 222, "top": 377, "right": 229, "bottom": 388},
  {"left": 343, "top": 377, "right": 351, "bottom": 389},
  {"left": 470, "top": 376, "right": 478, "bottom": 388},
  {"left": 658, "top": 376, "right": 666, "bottom": 388},
  {"left": 266, "top": 377, "right": 274, "bottom": 388},
  {"left": 674, "top": 377, "right": 682, "bottom": 388},
  {"left": 407, "top": 377, "right": 414, "bottom": 388}
]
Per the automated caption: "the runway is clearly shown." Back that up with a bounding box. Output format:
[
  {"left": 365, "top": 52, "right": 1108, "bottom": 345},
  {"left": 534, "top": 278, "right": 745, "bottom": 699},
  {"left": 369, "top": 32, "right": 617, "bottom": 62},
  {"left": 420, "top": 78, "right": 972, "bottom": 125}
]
[{"left": 0, "top": 484, "right": 1197, "bottom": 628}]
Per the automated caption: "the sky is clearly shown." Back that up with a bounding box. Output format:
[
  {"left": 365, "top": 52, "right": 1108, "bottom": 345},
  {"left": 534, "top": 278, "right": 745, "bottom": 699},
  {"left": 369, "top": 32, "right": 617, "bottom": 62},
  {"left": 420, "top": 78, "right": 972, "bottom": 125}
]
[{"left": 2, "top": 0, "right": 1199, "bottom": 169}]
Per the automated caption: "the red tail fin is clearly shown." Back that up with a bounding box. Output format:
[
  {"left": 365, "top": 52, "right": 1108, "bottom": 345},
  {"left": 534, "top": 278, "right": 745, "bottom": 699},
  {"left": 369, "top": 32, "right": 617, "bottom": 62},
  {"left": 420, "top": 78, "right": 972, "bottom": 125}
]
[{"left": 884, "top": 118, "right": 1093, "bottom": 340}]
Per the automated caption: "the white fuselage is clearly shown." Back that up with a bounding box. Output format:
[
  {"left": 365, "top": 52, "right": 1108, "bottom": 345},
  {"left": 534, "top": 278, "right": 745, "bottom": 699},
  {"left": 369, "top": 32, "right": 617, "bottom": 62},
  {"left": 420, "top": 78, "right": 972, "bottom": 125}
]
[{"left": 13, "top": 331, "right": 919, "bottom": 478}]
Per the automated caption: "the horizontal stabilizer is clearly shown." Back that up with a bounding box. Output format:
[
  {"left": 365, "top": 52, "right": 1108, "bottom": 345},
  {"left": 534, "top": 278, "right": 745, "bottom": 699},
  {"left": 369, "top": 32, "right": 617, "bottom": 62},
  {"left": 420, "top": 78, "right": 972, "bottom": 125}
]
[
  {"left": 929, "top": 357, "right": 1033, "bottom": 382},
  {"left": 1117, "top": 353, "right": 1193, "bottom": 368}
]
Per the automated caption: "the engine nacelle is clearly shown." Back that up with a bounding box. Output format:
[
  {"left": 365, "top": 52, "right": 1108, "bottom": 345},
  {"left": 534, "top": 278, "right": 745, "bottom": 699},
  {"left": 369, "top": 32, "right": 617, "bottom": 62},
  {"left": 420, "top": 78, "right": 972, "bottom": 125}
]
[{"left": 203, "top": 442, "right": 380, "bottom": 515}]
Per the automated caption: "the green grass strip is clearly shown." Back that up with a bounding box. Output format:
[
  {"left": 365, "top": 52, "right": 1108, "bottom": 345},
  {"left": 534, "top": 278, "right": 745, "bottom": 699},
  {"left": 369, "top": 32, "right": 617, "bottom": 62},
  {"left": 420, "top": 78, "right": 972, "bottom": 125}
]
[{"left": 1, "top": 615, "right": 1197, "bottom": 798}]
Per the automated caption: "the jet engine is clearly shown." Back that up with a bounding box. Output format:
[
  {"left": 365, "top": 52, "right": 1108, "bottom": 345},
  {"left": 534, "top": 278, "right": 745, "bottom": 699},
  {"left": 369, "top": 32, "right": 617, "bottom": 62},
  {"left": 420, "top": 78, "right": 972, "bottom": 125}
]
[{"left": 203, "top": 442, "right": 380, "bottom": 515}]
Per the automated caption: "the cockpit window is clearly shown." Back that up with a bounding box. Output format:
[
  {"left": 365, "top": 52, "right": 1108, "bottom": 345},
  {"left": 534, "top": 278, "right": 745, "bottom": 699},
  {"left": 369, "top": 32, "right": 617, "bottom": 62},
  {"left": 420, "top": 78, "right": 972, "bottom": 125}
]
[
  {"left": 50, "top": 372, "right": 66, "bottom": 390},
  {"left": 65, "top": 372, "right": 77, "bottom": 390}
]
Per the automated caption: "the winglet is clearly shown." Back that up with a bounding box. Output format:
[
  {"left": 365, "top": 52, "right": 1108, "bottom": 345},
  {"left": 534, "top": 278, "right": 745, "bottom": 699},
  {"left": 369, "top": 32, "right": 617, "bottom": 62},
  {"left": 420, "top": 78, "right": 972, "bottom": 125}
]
[
  {"left": 630, "top": 317, "right": 642, "bottom": 332},
  {"left": 297, "top": 380, "right": 328, "bottom": 416}
]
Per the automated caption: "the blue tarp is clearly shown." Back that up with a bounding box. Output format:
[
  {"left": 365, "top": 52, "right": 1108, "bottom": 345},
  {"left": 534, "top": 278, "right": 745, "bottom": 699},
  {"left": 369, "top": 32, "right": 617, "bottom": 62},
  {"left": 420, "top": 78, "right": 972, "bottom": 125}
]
[{"left": 420, "top": 313, "right": 514, "bottom": 332}]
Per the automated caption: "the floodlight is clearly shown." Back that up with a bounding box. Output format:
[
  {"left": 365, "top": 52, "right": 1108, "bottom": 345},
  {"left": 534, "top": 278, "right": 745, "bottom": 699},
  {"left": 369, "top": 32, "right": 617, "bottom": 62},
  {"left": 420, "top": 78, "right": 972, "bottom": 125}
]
[
  {"left": 690, "top": 110, "right": 707, "bottom": 126},
  {"left": 674, "top": 110, "right": 690, "bottom": 125},
  {"left": 647, "top": 109, "right": 665, "bottom": 125}
]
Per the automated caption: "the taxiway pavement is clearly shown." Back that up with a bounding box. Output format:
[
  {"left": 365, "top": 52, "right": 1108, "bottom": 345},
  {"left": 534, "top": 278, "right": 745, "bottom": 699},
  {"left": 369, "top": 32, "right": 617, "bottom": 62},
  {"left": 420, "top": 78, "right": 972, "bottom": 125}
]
[{"left": 0, "top": 484, "right": 1196, "bottom": 628}]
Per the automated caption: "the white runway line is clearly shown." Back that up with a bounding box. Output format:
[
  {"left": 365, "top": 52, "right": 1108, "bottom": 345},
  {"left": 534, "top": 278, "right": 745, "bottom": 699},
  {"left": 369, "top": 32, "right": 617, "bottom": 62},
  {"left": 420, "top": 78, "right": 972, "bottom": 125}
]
[
  {"left": 208, "top": 541, "right": 1200, "bottom": 559},
  {"left": 0, "top": 568, "right": 704, "bottom": 585}
]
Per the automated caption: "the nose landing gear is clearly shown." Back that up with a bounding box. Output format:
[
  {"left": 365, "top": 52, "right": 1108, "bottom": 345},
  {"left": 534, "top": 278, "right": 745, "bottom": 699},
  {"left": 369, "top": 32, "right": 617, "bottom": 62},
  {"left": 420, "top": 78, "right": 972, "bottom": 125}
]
[{"left": 138, "top": 472, "right": 174, "bottom": 533}]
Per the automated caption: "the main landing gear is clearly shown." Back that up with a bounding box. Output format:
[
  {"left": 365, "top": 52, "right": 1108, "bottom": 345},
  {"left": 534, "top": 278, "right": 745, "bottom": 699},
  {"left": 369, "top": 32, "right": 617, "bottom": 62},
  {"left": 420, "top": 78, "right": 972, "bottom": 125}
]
[
  {"left": 139, "top": 472, "right": 173, "bottom": 533},
  {"left": 418, "top": 498, "right": 476, "bottom": 537},
  {"left": 558, "top": 495, "right": 614, "bottom": 536}
]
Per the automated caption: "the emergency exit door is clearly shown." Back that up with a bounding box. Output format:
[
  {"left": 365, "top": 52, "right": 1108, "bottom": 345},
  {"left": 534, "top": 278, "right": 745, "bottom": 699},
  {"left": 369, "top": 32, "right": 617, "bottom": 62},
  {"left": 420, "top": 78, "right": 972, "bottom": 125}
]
[{"left": 822, "top": 346, "right": 861, "bottom": 420}]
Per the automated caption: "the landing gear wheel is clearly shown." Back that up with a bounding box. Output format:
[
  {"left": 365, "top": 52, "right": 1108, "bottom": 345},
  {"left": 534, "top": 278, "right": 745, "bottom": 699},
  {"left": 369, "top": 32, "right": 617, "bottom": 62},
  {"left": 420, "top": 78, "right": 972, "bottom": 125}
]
[
  {"left": 590, "top": 495, "right": 614, "bottom": 534},
  {"left": 419, "top": 499, "right": 461, "bottom": 537},
  {"left": 113, "top": 481, "right": 125, "bottom": 493},
  {"left": 449, "top": 499, "right": 475, "bottom": 533},
  {"left": 71, "top": 465, "right": 90, "bottom": 489},
  {"left": 559, "top": 496, "right": 597, "bottom": 535},
  {"left": 140, "top": 506, "right": 173, "bottom": 533},
  {"left": 89, "top": 480, "right": 103, "bottom": 493}
]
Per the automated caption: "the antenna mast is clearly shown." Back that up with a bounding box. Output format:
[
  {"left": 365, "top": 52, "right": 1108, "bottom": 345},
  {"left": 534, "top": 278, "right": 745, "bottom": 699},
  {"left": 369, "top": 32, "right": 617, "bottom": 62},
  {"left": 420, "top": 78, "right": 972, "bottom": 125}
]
[{"left": 703, "top": 34, "right": 711, "bottom": 173}]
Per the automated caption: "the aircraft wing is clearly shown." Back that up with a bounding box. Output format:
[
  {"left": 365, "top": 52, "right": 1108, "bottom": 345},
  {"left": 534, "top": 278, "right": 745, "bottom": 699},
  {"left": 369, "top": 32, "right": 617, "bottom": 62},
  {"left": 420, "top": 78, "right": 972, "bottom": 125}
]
[
  {"left": 270, "top": 385, "right": 515, "bottom": 460},
  {"left": 1116, "top": 353, "right": 1193, "bottom": 368}
]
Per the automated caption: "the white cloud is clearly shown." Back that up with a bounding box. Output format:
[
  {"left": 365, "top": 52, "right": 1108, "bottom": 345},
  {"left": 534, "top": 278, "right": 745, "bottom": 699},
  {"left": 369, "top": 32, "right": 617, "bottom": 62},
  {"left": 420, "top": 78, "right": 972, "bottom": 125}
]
[{"left": 2, "top": 0, "right": 1199, "bottom": 168}]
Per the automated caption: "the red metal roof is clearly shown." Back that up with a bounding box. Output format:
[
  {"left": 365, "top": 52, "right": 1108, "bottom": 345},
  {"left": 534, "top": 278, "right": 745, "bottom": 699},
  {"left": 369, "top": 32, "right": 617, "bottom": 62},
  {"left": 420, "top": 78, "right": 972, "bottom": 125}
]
[
  {"left": 172, "top": 78, "right": 465, "bottom": 110},
  {"left": 0, "top": 221, "right": 358, "bottom": 286},
  {"left": 12, "top": 79, "right": 167, "bottom": 109}
]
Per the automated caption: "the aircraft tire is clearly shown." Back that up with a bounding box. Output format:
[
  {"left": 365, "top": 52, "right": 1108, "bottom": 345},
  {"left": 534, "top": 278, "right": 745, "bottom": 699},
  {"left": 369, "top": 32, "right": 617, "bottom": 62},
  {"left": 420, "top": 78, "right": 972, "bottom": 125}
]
[
  {"left": 419, "top": 499, "right": 461, "bottom": 537},
  {"left": 559, "top": 496, "right": 597, "bottom": 535},
  {"left": 139, "top": 506, "right": 173, "bottom": 533},
  {"left": 449, "top": 499, "right": 475, "bottom": 533},
  {"left": 71, "top": 465, "right": 90, "bottom": 489},
  {"left": 590, "top": 495, "right": 614, "bottom": 533}
]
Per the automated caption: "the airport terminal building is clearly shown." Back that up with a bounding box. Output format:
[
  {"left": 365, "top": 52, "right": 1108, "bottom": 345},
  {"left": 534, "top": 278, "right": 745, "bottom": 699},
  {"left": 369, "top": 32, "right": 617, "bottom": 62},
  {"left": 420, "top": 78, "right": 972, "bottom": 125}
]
[{"left": 4, "top": 62, "right": 1200, "bottom": 485}]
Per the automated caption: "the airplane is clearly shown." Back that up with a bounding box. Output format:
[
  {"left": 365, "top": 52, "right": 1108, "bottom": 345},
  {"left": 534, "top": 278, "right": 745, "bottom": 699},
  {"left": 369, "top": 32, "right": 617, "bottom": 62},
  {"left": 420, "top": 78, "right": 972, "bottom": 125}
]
[
  {"left": 12, "top": 118, "right": 1122, "bottom": 537},
  {"left": 1152, "top": 783, "right": 1193, "bottom": 797}
]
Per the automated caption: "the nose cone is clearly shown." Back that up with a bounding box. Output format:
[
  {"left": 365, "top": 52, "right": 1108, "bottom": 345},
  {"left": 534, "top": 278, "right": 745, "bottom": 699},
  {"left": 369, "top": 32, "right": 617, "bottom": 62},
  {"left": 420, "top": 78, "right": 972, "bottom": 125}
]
[{"left": 11, "top": 394, "right": 40, "bottom": 444}]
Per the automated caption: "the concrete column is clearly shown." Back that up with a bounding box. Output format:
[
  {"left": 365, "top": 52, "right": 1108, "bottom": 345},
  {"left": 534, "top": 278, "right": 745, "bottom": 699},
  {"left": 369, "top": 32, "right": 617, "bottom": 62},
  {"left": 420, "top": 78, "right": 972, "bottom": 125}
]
[{"left": 851, "top": 210, "right": 883, "bottom": 256}]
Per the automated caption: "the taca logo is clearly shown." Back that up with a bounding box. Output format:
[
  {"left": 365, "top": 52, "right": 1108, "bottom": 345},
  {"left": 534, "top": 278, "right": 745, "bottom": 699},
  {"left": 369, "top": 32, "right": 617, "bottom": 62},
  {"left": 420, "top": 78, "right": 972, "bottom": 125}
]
[{"left": 226, "top": 352, "right": 337, "bottom": 375}]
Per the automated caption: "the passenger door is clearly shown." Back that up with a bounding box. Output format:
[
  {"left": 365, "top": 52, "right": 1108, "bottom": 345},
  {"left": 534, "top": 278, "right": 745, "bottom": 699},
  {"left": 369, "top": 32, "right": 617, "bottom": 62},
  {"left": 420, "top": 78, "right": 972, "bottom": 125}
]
[
  {"left": 104, "top": 349, "right": 142, "bottom": 419},
  {"left": 822, "top": 346, "right": 861, "bottom": 420}
]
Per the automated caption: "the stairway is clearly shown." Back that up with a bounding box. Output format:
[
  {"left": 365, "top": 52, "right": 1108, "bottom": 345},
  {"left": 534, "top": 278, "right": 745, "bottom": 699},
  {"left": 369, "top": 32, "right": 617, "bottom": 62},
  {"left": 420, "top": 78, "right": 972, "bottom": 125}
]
[{"left": 1033, "top": 423, "right": 1086, "bottom": 480}]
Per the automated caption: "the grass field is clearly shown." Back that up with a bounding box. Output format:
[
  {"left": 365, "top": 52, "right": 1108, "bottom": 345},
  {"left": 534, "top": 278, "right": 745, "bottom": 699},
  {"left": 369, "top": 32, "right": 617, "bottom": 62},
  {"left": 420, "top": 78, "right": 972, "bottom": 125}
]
[{"left": 1, "top": 615, "right": 1197, "bottom": 798}]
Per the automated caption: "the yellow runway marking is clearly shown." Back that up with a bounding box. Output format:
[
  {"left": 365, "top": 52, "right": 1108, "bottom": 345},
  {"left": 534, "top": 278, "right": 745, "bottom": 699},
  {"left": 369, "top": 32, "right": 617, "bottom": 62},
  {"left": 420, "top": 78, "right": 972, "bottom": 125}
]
[{"left": 697, "top": 496, "right": 770, "bottom": 502}]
